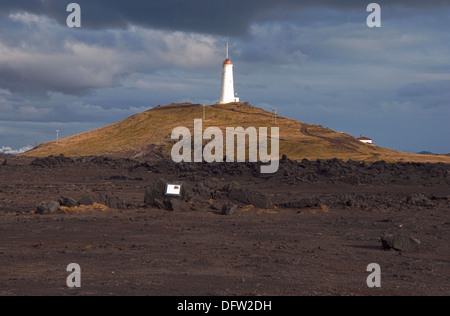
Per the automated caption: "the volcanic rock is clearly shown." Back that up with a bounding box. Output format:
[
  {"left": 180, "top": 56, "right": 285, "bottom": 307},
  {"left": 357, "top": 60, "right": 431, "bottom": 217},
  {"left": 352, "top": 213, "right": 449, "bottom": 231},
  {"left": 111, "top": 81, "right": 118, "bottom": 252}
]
[
  {"left": 225, "top": 181, "right": 273, "bottom": 209},
  {"left": 36, "top": 201, "right": 60, "bottom": 215},
  {"left": 381, "top": 233, "right": 421, "bottom": 252},
  {"left": 144, "top": 178, "right": 170, "bottom": 207},
  {"left": 78, "top": 195, "right": 95, "bottom": 206},
  {"left": 210, "top": 201, "right": 222, "bottom": 210},
  {"left": 31, "top": 155, "right": 75, "bottom": 168},
  {"left": 406, "top": 194, "right": 434, "bottom": 208},
  {"left": 58, "top": 197, "right": 79, "bottom": 208},
  {"left": 167, "top": 199, "right": 190, "bottom": 212},
  {"left": 144, "top": 178, "right": 192, "bottom": 212},
  {"left": 99, "top": 194, "right": 128, "bottom": 210},
  {"left": 222, "top": 202, "right": 238, "bottom": 215},
  {"left": 276, "top": 197, "right": 320, "bottom": 209}
]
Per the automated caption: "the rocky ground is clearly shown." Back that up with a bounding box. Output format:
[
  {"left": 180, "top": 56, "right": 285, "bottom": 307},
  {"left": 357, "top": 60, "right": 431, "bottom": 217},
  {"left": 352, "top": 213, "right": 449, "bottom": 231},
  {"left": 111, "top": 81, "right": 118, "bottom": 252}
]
[{"left": 0, "top": 155, "right": 449, "bottom": 296}]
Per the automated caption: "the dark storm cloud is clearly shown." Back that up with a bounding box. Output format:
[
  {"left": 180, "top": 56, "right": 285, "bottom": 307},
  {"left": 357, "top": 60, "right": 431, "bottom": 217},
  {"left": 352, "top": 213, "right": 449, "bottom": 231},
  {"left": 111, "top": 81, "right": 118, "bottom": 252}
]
[
  {"left": 0, "top": 11, "right": 223, "bottom": 96},
  {"left": 0, "top": 0, "right": 449, "bottom": 35}
]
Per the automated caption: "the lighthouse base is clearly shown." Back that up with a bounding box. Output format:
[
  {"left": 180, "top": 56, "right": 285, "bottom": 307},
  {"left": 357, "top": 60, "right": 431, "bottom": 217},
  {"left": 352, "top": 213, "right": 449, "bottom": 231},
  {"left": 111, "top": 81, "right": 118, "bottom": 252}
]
[{"left": 219, "top": 97, "right": 240, "bottom": 105}]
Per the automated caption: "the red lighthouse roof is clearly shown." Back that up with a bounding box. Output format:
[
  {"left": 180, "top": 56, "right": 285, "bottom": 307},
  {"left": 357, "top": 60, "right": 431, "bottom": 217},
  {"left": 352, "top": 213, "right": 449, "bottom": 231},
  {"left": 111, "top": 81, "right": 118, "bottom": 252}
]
[{"left": 224, "top": 59, "right": 232, "bottom": 65}]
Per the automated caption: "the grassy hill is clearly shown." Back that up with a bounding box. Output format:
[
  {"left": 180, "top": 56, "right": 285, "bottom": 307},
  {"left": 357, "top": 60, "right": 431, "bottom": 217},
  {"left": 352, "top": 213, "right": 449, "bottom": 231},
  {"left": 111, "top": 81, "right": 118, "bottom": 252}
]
[{"left": 23, "top": 102, "right": 450, "bottom": 163}]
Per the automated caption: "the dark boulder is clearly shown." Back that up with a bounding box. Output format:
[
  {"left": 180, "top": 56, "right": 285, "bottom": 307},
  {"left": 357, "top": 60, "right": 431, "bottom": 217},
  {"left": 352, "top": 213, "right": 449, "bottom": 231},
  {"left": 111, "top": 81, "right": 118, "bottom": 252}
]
[
  {"left": 145, "top": 179, "right": 191, "bottom": 211},
  {"left": 36, "top": 201, "right": 60, "bottom": 215},
  {"left": 153, "top": 198, "right": 166, "bottom": 210},
  {"left": 222, "top": 202, "right": 238, "bottom": 215},
  {"left": 78, "top": 195, "right": 95, "bottom": 206},
  {"left": 276, "top": 197, "right": 320, "bottom": 209},
  {"left": 167, "top": 199, "right": 191, "bottom": 212},
  {"left": 144, "top": 178, "right": 170, "bottom": 207},
  {"left": 210, "top": 200, "right": 222, "bottom": 210},
  {"left": 406, "top": 194, "right": 434, "bottom": 208},
  {"left": 151, "top": 198, "right": 190, "bottom": 212},
  {"left": 225, "top": 182, "right": 273, "bottom": 209},
  {"left": 192, "top": 180, "right": 220, "bottom": 200},
  {"left": 381, "top": 233, "right": 421, "bottom": 252},
  {"left": 99, "top": 194, "right": 128, "bottom": 210},
  {"left": 58, "top": 197, "right": 79, "bottom": 208}
]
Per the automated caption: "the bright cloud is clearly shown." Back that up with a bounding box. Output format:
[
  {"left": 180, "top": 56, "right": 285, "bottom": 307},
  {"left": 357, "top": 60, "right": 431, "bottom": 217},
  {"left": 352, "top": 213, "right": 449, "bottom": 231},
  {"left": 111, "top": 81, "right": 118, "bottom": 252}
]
[{"left": 0, "top": 145, "right": 34, "bottom": 155}]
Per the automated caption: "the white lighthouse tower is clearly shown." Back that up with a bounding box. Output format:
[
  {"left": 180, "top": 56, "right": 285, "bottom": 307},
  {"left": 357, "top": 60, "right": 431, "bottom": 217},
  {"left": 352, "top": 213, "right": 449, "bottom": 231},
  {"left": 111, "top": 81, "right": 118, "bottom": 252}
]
[{"left": 219, "top": 41, "right": 239, "bottom": 104}]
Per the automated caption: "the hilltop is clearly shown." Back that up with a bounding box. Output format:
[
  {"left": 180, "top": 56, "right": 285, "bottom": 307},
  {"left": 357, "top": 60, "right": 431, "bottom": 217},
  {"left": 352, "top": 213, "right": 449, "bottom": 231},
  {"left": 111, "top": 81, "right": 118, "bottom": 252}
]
[{"left": 23, "top": 102, "right": 450, "bottom": 163}]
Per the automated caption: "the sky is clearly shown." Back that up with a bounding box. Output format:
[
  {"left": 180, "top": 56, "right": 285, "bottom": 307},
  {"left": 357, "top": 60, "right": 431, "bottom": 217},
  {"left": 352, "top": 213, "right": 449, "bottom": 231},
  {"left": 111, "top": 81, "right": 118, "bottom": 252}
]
[{"left": 0, "top": 0, "right": 449, "bottom": 154}]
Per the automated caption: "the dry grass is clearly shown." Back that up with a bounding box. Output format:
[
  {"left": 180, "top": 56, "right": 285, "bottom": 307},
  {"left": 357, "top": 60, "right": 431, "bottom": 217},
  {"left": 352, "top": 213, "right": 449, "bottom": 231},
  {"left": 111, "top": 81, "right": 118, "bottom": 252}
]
[
  {"left": 28, "top": 203, "right": 113, "bottom": 215},
  {"left": 241, "top": 205, "right": 256, "bottom": 212},
  {"left": 320, "top": 205, "right": 329, "bottom": 213},
  {"left": 23, "top": 103, "right": 450, "bottom": 164},
  {"left": 58, "top": 203, "right": 114, "bottom": 214}
]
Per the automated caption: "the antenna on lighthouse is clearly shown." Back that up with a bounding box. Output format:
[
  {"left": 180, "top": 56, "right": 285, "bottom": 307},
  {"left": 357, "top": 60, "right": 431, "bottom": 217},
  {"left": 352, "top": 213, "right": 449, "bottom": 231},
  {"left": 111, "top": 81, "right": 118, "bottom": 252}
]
[{"left": 226, "top": 36, "right": 229, "bottom": 59}]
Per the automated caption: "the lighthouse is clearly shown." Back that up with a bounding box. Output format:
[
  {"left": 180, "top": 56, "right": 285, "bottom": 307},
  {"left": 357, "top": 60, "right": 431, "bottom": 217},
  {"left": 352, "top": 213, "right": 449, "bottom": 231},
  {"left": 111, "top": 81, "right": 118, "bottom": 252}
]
[{"left": 219, "top": 41, "right": 239, "bottom": 104}]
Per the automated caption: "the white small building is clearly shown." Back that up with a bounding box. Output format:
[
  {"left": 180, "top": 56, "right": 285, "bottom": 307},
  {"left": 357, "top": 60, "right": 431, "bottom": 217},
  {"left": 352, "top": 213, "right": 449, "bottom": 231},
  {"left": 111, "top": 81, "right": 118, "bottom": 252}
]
[{"left": 357, "top": 136, "right": 373, "bottom": 144}]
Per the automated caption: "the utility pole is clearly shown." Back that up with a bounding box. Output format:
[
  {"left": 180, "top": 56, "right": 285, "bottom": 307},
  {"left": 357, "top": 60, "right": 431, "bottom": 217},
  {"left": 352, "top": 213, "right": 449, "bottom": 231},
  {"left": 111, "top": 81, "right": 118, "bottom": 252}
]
[{"left": 272, "top": 108, "right": 278, "bottom": 125}]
